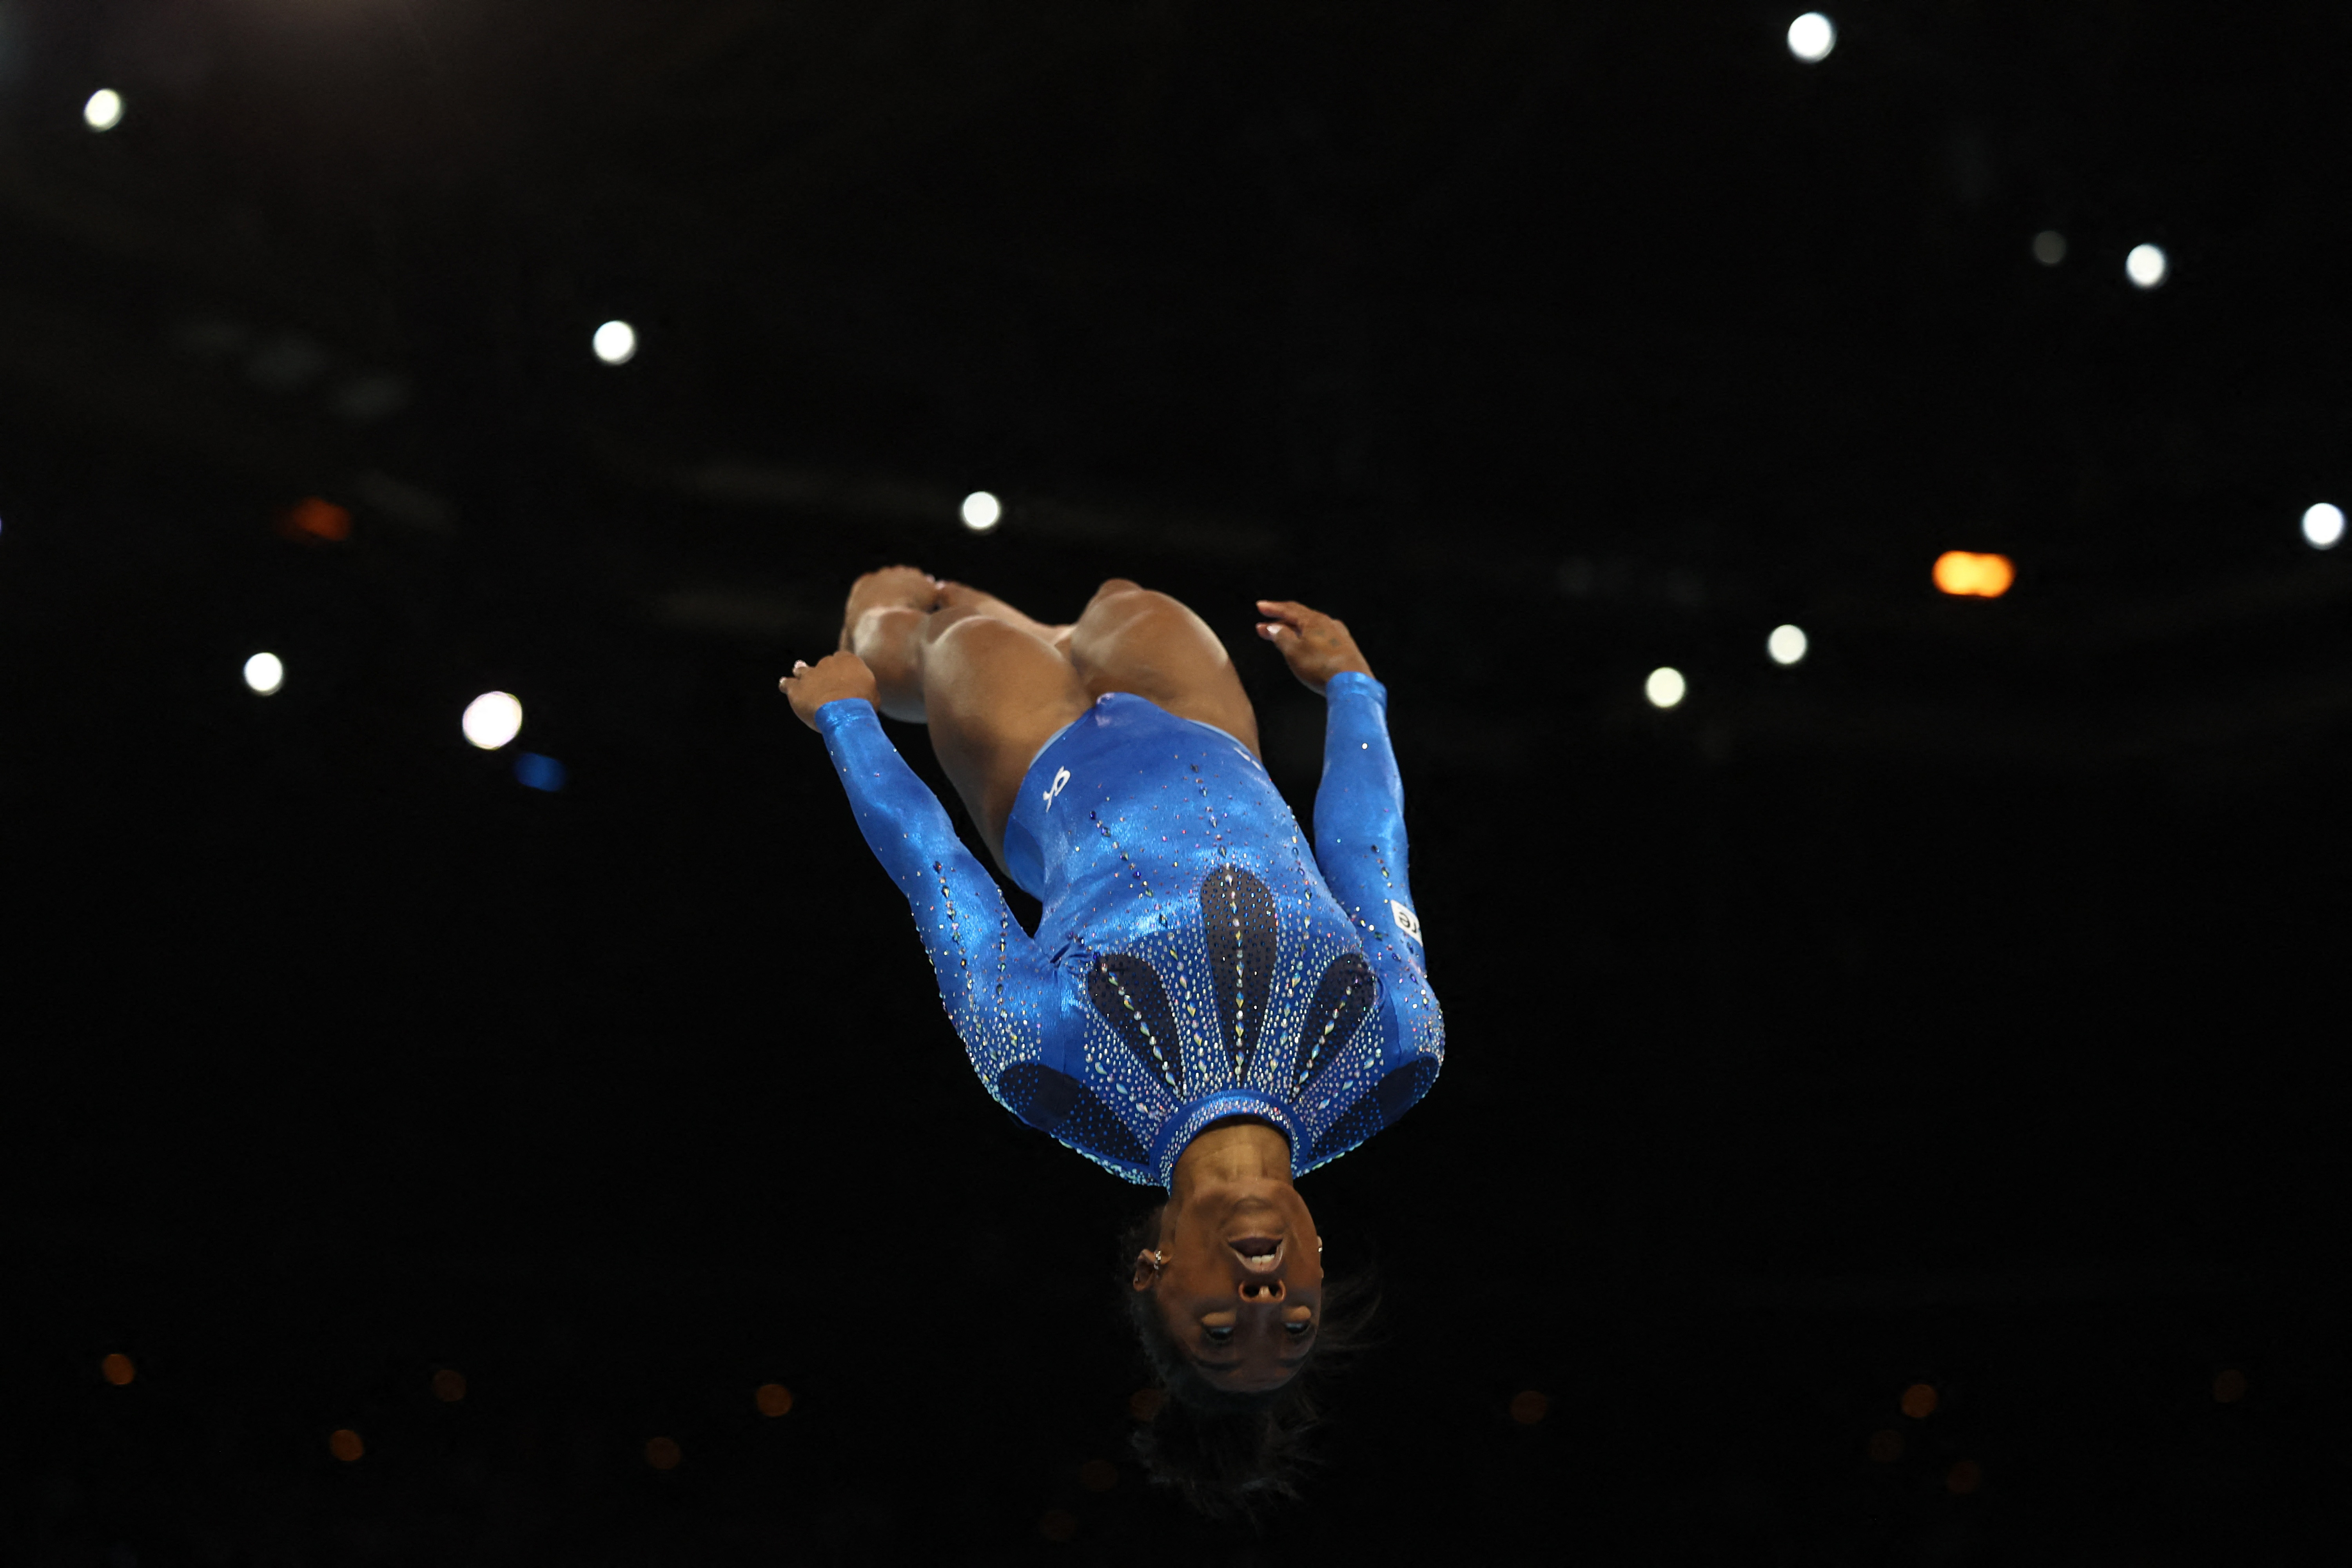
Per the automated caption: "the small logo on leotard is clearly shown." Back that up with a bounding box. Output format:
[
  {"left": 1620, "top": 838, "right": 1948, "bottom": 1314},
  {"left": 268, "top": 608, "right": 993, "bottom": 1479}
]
[
  {"left": 1042, "top": 766, "right": 1071, "bottom": 810},
  {"left": 1390, "top": 900, "right": 1422, "bottom": 942}
]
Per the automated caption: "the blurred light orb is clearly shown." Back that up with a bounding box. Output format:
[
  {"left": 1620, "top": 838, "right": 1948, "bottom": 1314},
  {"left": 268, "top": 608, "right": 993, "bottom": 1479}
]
[
  {"left": 1933, "top": 550, "right": 2015, "bottom": 598},
  {"left": 514, "top": 751, "right": 567, "bottom": 792},
  {"left": 592, "top": 320, "right": 637, "bottom": 365},
  {"left": 84, "top": 89, "right": 124, "bottom": 131},
  {"left": 1787, "top": 13, "right": 1836, "bottom": 62},
  {"left": 243, "top": 652, "right": 285, "bottom": 695},
  {"left": 2032, "top": 230, "right": 2067, "bottom": 266},
  {"left": 961, "top": 490, "right": 1002, "bottom": 532},
  {"left": 2302, "top": 502, "right": 2345, "bottom": 549},
  {"left": 1767, "top": 624, "right": 1809, "bottom": 666},
  {"left": 462, "top": 691, "right": 524, "bottom": 750},
  {"left": 2125, "top": 243, "right": 2169, "bottom": 289},
  {"left": 1644, "top": 666, "right": 1687, "bottom": 710}
]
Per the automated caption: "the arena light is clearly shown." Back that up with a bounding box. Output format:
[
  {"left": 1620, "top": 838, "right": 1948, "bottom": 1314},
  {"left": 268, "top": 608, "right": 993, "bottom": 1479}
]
[
  {"left": 961, "top": 490, "right": 1002, "bottom": 532},
  {"left": 283, "top": 495, "right": 352, "bottom": 543},
  {"left": 2302, "top": 502, "right": 2344, "bottom": 550},
  {"left": 592, "top": 320, "right": 637, "bottom": 365},
  {"left": 2126, "top": 244, "right": 2169, "bottom": 289},
  {"left": 84, "top": 89, "right": 124, "bottom": 131},
  {"left": 1644, "top": 667, "right": 1687, "bottom": 709},
  {"left": 462, "top": 691, "right": 523, "bottom": 750},
  {"left": 1767, "top": 624, "right": 1808, "bottom": 666},
  {"left": 243, "top": 652, "right": 285, "bottom": 695},
  {"left": 514, "top": 751, "right": 567, "bottom": 792},
  {"left": 1786, "top": 13, "right": 1835, "bottom": 61},
  {"left": 2032, "top": 230, "right": 2067, "bottom": 266},
  {"left": 1933, "top": 551, "right": 2014, "bottom": 598}
]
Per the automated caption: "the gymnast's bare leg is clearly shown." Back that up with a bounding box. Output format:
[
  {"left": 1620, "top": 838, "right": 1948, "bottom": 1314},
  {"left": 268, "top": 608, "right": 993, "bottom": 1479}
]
[{"left": 838, "top": 567, "right": 1263, "bottom": 878}]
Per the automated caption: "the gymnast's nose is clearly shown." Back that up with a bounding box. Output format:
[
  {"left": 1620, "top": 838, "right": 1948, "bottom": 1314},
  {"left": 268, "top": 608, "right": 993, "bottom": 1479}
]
[{"left": 1239, "top": 1277, "right": 1285, "bottom": 1303}]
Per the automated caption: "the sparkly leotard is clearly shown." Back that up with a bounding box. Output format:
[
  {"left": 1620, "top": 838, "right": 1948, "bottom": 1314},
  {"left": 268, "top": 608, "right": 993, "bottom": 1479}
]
[{"left": 814, "top": 672, "right": 1443, "bottom": 1187}]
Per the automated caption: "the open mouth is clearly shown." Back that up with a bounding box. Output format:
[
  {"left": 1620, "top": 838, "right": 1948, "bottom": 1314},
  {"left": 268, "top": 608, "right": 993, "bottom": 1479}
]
[{"left": 1226, "top": 1236, "right": 1285, "bottom": 1274}]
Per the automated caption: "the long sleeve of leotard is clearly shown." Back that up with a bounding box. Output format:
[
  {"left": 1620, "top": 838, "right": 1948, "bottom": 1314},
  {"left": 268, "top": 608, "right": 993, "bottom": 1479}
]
[
  {"left": 1307, "top": 672, "right": 1444, "bottom": 1139},
  {"left": 813, "top": 699, "right": 1060, "bottom": 1104}
]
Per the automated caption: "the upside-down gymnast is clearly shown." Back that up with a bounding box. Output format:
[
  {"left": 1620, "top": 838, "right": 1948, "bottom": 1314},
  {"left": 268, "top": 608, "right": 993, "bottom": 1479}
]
[{"left": 778, "top": 568, "right": 1445, "bottom": 1517}]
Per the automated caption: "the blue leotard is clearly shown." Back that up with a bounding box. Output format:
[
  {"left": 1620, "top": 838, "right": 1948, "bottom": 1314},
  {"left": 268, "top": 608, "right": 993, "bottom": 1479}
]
[{"left": 814, "top": 671, "right": 1442, "bottom": 1186}]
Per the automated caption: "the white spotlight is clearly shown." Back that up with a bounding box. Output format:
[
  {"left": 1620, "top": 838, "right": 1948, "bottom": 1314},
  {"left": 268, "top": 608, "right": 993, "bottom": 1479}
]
[
  {"left": 1786, "top": 13, "right": 1836, "bottom": 62},
  {"left": 2304, "top": 502, "right": 2346, "bottom": 550},
  {"left": 592, "top": 320, "right": 637, "bottom": 365},
  {"left": 83, "top": 89, "right": 124, "bottom": 132},
  {"left": 1767, "top": 624, "right": 1809, "bottom": 666},
  {"left": 2032, "top": 230, "right": 2067, "bottom": 266},
  {"left": 1644, "top": 667, "right": 1688, "bottom": 710},
  {"left": 462, "top": 691, "right": 524, "bottom": 750},
  {"left": 243, "top": 652, "right": 285, "bottom": 695},
  {"left": 960, "top": 490, "right": 1002, "bottom": 532},
  {"left": 2125, "top": 244, "right": 2169, "bottom": 289}
]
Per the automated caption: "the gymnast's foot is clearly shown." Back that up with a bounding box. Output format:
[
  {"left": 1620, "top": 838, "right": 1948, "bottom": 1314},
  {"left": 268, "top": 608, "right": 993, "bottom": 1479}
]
[{"left": 840, "top": 566, "right": 943, "bottom": 652}]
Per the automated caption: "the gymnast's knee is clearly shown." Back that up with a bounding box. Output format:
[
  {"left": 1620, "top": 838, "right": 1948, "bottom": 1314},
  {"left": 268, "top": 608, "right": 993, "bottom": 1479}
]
[{"left": 1087, "top": 577, "right": 1145, "bottom": 607}]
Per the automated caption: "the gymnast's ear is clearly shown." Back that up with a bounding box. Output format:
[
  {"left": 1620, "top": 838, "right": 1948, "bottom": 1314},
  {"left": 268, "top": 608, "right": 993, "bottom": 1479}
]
[{"left": 1131, "top": 1250, "right": 1161, "bottom": 1293}]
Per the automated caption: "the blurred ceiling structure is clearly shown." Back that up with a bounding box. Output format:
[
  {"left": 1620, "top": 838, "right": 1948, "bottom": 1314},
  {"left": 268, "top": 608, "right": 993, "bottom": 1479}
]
[{"left": 2, "top": 0, "right": 2349, "bottom": 777}]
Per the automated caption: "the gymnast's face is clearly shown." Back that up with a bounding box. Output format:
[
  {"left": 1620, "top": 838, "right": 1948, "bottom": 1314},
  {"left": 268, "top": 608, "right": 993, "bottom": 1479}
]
[{"left": 1133, "top": 1182, "right": 1323, "bottom": 1393}]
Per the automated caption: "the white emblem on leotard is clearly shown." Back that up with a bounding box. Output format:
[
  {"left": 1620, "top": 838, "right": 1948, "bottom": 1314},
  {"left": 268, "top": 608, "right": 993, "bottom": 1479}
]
[
  {"left": 1042, "top": 766, "right": 1071, "bottom": 810},
  {"left": 1390, "top": 899, "right": 1421, "bottom": 942}
]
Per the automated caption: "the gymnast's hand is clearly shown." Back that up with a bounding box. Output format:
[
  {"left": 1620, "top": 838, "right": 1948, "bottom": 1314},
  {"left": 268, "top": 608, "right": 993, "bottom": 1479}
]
[
  {"left": 780, "top": 650, "right": 880, "bottom": 731},
  {"left": 1255, "top": 599, "right": 1375, "bottom": 697}
]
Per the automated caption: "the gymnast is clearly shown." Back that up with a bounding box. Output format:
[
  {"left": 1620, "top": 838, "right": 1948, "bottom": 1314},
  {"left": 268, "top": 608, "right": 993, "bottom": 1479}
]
[{"left": 779, "top": 568, "right": 1444, "bottom": 1517}]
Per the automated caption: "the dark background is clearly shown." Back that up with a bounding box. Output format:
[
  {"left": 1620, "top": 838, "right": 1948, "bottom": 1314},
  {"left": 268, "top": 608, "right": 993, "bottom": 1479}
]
[{"left": 6, "top": 1, "right": 2347, "bottom": 1560}]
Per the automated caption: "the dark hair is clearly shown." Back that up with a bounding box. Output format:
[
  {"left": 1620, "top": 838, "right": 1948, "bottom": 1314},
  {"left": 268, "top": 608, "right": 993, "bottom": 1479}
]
[{"left": 1116, "top": 1204, "right": 1381, "bottom": 1524}]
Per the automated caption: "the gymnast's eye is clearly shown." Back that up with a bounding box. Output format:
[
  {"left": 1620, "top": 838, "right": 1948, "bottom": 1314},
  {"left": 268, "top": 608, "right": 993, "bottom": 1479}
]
[
  {"left": 1285, "top": 1319, "right": 1312, "bottom": 1338},
  {"left": 1203, "top": 1325, "right": 1234, "bottom": 1343}
]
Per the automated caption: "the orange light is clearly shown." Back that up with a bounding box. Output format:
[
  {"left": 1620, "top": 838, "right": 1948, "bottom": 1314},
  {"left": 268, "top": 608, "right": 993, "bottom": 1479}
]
[
  {"left": 644, "top": 1436, "right": 681, "bottom": 1471},
  {"left": 432, "top": 1369, "right": 466, "bottom": 1403},
  {"left": 1946, "top": 1458, "right": 1982, "bottom": 1494},
  {"left": 100, "top": 1353, "right": 136, "bottom": 1386},
  {"left": 1867, "top": 1429, "right": 1904, "bottom": 1463},
  {"left": 1078, "top": 1459, "right": 1118, "bottom": 1493},
  {"left": 1127, "top": 1387, "right": 1166, "bottom": 1422},
  {"left": 1933, "top": 551, "right": 2014, "bottom": 598},
  {"left": 754, "top": 1383, "right": 793, "bottom": 1417},
  {"left": 281, "top": 496, "right": 353, "bottom": 543},
  {"left": 1509, "top": 1390, "right": 1548, "bottom": 1425},
  {"left": 1038, "top": 1508, "right": 1078, "bottom": 1543},
  {"left": 328, "top": 1428, "right": 365, "bottom": 1462},
  {"left": 2214, "top": 1368, "right": 2247, "bottom": 1403},
  {"left": 1900, "top": 1383, "right": 1939, "bottom": 1419}
]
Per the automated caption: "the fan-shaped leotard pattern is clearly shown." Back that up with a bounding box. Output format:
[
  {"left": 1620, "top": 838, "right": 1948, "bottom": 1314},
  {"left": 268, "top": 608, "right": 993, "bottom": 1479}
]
[{"left": 814, "top": 672, "right": 1442, "bottom": 1186}]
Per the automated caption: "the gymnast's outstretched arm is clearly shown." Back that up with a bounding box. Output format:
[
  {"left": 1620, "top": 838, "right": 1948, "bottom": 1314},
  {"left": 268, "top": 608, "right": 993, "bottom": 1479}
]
[
  {"left": 1253, "top": 601, "right": 1425, "bottom": 972},
  {"left": 780, "top": 651, "right": 1059, "bottom": 1068},
  {"left": 1256, "top": 601, "right": 1444, "bottom": 1136}
]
